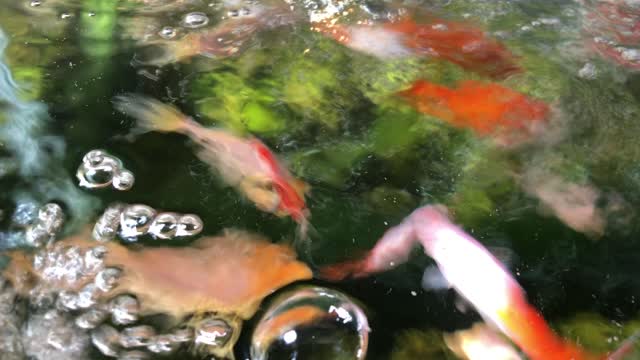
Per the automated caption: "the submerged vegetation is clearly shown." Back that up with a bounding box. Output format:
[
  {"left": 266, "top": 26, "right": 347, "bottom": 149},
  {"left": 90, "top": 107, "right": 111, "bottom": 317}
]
[{"left": 0, "top": 0, "right": 640, "bottom": 358}]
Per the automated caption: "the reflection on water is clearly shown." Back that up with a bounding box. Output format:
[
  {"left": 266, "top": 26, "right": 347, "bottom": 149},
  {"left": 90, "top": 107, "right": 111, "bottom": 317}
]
[{"left": 0, "top": 0, "right": 640, "bottom": 359}]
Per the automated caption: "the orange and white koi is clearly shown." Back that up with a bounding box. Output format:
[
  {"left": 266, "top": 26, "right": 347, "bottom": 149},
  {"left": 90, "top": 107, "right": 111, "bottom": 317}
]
[
  {"left": 113, "top": 95, "right": 311, "bottom": 237},
  {"left": 397, "top": 79, "right": 550, "bottom": 147},
  {"left": 320, "top": 205, "right": 636, "bottom": 360},
  {"left": 312, "top": 17, "right": 522, "bottom": 79}
]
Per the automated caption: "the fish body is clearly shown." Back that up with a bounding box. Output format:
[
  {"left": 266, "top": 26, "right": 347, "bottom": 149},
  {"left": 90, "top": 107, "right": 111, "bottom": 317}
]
[
  {"left": 313, "top": 17, "right": 521, "bottom": 79},
  {"left": 320, "top": 205, "right": 631, "bottom": 360},
  {"left": 397, "top": 80, "right": 550, "bottom": 146},
  {"left": 114, "top": 95, "right": 310, "bottom": 235}
]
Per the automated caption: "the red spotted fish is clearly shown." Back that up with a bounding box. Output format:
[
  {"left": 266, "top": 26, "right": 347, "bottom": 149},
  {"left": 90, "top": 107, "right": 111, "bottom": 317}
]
[{"left": 114, "top": 95, "right": 310, "bottom": 237}]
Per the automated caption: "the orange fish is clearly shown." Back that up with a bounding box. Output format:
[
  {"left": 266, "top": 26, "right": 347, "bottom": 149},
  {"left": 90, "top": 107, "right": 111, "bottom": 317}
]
[
  {"left": 320, "top": 205, "right": 637, "bottom": 360},
  {"left": 114, "top": 95, "right": 311, "bottom": 237},
  {"left": 313, "top": 17, "right": 522, "bottom": 79},
  {"left": 397, "top": 79, "right": 550, "bottom": 146}
]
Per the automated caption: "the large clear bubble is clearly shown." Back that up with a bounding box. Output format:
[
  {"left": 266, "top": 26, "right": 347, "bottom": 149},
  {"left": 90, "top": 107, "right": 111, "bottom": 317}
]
[{"left": 251, "top": 286, "right": 369, "bottom": 360}]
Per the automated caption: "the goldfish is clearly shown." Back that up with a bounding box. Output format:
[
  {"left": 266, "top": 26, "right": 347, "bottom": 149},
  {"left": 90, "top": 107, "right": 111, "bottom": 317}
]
[
  {"left": 135, "top": 3, "right": 302, "bottom": 66},
  {"left": 114, "top": 95, "right": 311, "bottom": 237},
  {"left": 320, "top": 205, "right": 636, "bottom": 360},
  {"left": 312, "top": 17, "right": 522, "bottom": 79},
  {"left": 397, "top": 79, "right": 550, "bottom": 146}
]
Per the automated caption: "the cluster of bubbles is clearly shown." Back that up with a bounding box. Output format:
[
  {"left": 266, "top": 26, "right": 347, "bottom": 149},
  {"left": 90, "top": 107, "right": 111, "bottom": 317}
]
[
  {"left": 4, "top": 233, "right": 239, "bottom": 359},
  {"left": 93, "top": 203, "right": 203, "bottom": 242},
  {"left": 76, "top": 150, "right": 135, "bottom": 191},
  {"left": 10, "top": 202, "right": 65, "bottom": 248}
]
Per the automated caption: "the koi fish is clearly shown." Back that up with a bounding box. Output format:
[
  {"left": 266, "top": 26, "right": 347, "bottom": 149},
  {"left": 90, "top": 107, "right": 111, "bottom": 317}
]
[
  {"left": 113, "top": 95, "right": 311, "bottom": 237},
  {"left": 397, "top": 79, "right": 550, "bottom": 146},
  {"left": 312, "top": 17, "right": 522, "bottom": 79},
  {"left": 320, "top": 205, "right": 636, "bottom": 360}
]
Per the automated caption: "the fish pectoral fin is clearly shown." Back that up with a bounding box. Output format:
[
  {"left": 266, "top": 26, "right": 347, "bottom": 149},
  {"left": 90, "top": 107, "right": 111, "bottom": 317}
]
[
  {"left": 421, "top": 265, "right": 451, "bottom": 291},
  {"left": 239, "top": 176, "right": 281, "bottom": 213}
]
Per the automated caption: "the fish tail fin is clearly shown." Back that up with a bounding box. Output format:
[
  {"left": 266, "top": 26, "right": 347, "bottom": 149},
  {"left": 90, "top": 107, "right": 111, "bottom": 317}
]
[
  {"left": 113, "top": 94, "right": 189, "bottom": 135},
  {"left": 317, "top": 251, "right": 373, "bottom": 281},
  {"left": 133, "top": 34, "right": 202, "bottom": 67},
  {"left": 605, "top": 329, "right": 640, "bottom": 360}
]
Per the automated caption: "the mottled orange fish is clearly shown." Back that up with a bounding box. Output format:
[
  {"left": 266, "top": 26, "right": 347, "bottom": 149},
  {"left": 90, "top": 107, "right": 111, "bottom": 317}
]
[
  {"left": 397, "top": 79, "right": 550, "bottom": 146},
  {"left": 114, "top": 95, "right": 311, "bottom": 237},
  {"left": 313, "top": 17, "right": 522, "bottom": 79}
]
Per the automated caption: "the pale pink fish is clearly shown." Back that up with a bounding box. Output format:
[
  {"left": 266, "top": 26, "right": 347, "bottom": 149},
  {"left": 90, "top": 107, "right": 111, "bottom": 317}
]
[
  {"left": 320, "top": 205, "right": 635, "bottom": 360},
  {"left": 114, "top": 95, "right": 310, "bottom": 236}
]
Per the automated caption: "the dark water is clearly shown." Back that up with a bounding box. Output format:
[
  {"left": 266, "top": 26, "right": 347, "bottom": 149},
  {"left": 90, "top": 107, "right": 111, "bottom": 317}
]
[{"left": 1, "top": 0, "right": 640, "bottom": 359}]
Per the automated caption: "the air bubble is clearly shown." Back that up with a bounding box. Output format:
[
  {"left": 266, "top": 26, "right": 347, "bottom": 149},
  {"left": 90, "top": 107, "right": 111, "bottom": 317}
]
[
  {"left": 60, "top": 13, "right": 72, "bottom": 19},
  {"left": 76, "top": 284, "right": 99, "bottom": 309},
  {"left": 148, "top": 212, "right": 179, "bottom": 240},
  {"left": 251, "top": 286, "right": 370, "bottom": 360},
  {"left": 119, "top": 205, "right": 156, "bottom": 239},
  {"left": 110, "top": 295, "right": 140, "bottom": 325},
  {"left": 25, "top": 224, "right": 52, "bottom": 247},
  {"left": 158, "top": 26, "right": 176, "bottom": 39},
  {"left": 113, "top": 170, "right": 135, "bottom": 190},
  {"left": 11, "top": 202, "right": 38, "bottom": 227},
  {"left": 95, "top": 267, "right": 122, "bottom": 293},
  {"left": 57, "top": 290, "right": 80, "bottom": 311},
  {"left": 92, "top": 324, "right": 121, "bottom": 357},
  {"left": 169, "top": 327, "right": 193, "bottom": 343},
  {"left": 76, "top": 308, "right": 109, "bottom": 329},
  {"left": 29, "top": 0, "right": 42, "bottom": 6},
  {"left": 147, "top": 334, "right": 177, "bottom": 353},
  {"left": 38, "top": 203, "right": 64, "bottom": 234},
  {"left": 194, "top": 318, "right": 232, "bottom": 346},
  {"left": 176, "top": 214, "right": 203, "bottom": 237},
  {"left": 93, "top": 203, "right": 125, "bottom": 242},
  {"left": 227, "top": 9, "right": 239, "bottom": 17},
  {"left": 120, "top": 325, "right": 156, "bottom": 348},
  {"left": 182, "top": 12, "right": 209, "bottom": 28},
  {"left": 77, "top": 149, "right": 134, "bottom": 191}
]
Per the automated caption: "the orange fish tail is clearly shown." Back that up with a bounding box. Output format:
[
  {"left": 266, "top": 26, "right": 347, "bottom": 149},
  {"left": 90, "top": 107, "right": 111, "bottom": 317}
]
[
  {"left": 499, "top": 288, "right": 598, "bottom": 360},
  {"left": 318, "top": 258, "right": 371, "bottom": 281},
  {"left": 113, "top": 94, "right": 190, "bottom": 135}
]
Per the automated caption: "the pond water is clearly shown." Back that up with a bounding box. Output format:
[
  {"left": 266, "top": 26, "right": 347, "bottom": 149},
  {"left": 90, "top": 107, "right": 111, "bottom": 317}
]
[{"left": 1, "top": 0, "right": 640, "bottom": 359}]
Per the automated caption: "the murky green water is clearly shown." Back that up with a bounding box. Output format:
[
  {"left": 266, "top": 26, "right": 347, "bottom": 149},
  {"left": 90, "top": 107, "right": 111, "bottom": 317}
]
[{"left": 2, "top": 0, "right": 640, "bottom": 359}]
